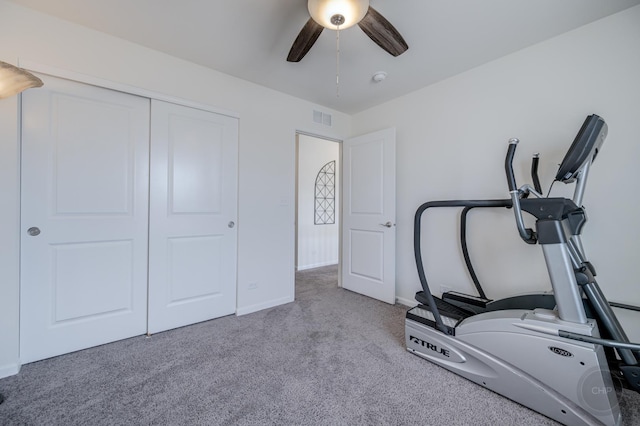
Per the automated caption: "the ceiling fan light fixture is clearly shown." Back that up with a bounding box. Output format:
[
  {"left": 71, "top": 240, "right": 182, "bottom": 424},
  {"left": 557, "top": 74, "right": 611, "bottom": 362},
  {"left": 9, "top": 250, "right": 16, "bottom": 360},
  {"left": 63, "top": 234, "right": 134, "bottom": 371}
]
[
  {"left": 0, "top": 61, "right": 43, "bottom": 99},
  {"left": 308, "top": 0, "right": 370, "bottom": 30}
]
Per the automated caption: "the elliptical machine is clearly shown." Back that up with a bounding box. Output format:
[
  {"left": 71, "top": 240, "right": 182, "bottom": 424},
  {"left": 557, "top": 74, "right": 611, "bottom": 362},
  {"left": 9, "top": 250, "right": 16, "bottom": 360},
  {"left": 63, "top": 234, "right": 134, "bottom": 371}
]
[{"left": 405, "top": 114, "right": 640, "bottom": 426}]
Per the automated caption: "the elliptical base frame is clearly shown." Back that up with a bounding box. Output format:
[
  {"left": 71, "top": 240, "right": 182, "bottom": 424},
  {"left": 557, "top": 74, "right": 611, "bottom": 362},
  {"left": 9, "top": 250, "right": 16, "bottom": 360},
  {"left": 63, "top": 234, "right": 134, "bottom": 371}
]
[{"left": 406, "top": 306, "right": 621, "bottom": 426}]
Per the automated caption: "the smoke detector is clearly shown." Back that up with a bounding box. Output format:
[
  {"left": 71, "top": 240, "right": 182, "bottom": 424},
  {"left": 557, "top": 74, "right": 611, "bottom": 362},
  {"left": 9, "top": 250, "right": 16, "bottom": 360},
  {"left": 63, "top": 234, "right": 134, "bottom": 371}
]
[{"left": 372, "top": 71, "right": 387, "bottom": 83}]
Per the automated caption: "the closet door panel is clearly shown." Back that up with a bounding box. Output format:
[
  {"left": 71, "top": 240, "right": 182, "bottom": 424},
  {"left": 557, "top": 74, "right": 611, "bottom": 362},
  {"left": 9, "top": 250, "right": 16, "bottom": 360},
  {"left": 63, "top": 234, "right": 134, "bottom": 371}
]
[
  {"left": 20, "top": 75, "right": 150, "bottom": 363},
  {"left": 148, "top": 100, "right": 238, "bottom": 334}
]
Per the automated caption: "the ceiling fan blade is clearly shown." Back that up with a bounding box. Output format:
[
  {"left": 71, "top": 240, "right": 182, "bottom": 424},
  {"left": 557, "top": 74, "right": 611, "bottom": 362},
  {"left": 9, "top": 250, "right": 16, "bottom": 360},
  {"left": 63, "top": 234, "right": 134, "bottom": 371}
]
[
  {"left": 287, "top": 18, "right": 324, "bottom": 62},
  {"left": 358, "top": 6, "right": 408, "bottom": 57}
]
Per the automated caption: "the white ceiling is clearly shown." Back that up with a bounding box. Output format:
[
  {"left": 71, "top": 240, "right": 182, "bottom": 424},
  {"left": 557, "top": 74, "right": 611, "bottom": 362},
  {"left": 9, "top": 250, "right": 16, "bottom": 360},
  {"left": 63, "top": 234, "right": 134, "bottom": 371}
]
[{"left": 6, "top": 0, "right": 640, "bottom": 114}]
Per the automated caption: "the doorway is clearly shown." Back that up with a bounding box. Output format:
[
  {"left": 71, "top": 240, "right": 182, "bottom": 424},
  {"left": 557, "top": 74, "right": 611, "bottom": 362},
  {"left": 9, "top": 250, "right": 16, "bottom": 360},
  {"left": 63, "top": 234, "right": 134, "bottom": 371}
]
[
  {"left": 294, "top": 127, "right": 397, "bottom": 304},
  {"left": 295, "top": 133, "right": 341, "bottom": 287}
]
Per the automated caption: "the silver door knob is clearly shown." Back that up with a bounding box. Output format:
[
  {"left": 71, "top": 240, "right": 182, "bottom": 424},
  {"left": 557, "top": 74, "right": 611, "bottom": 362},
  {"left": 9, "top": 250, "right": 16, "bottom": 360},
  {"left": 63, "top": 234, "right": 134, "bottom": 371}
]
[
  {"left": 380, "top": 221, "right": 393, "bottom": 228},
  {"left": 228, "top": 221, "right": 235, "bottom": 228},
  {"left": 27, "top": 227, "right": 41, "bottom": 236}
]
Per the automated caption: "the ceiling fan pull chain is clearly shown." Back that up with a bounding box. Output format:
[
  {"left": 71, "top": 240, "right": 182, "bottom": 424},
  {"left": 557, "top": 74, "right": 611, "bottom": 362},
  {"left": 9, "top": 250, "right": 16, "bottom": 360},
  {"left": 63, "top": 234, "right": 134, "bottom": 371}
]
[{"left": 336, "top": 25, "right": 340, "bottom": 97}]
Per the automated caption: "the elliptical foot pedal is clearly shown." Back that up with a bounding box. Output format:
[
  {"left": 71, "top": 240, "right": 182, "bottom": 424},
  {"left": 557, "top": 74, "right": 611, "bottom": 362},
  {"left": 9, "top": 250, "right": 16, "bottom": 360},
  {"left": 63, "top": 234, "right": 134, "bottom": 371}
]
[
  {"left": 619, "top": 365, "right": 640, "bottom": 392},
  {"left": 406, "top": 298, "right": 471, "bottom": 336},
  {"left": 442, "top": 291, "right": 492, "bottom": 308}
]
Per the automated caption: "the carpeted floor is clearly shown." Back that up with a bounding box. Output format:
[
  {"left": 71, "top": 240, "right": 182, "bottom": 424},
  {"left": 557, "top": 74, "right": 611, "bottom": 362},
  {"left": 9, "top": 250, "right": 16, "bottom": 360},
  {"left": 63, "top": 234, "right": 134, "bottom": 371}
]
[{"left": 0, "top": 265, "right": 638, "bottom": 425}]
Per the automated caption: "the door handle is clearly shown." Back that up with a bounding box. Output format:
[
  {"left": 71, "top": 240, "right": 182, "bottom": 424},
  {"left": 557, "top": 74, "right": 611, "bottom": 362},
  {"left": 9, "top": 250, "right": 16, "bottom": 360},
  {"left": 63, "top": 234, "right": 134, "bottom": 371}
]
[
  {"left": 380, "top": 221, "right": 393, "bottom": 228},
  {"left": 228, "top": 221, "right": 235, "bottom": 229},
  {"left": 27, "top": 227, "right": 41, "bottom": 236}
]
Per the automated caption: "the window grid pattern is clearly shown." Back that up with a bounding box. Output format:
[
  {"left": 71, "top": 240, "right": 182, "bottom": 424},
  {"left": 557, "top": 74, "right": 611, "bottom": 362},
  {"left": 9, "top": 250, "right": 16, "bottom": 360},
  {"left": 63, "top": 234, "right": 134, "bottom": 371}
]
[{"left": 314, "top": 160, "right": 336, "bottom": 225}]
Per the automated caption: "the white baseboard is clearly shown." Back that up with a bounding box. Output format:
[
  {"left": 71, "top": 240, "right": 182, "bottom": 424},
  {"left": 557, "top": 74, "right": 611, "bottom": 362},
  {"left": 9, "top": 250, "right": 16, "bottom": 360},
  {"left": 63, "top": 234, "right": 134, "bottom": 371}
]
[
  {"left": 236, "top": 295, "right": 294, "bottom": 316},
  {"left": 396, "top": 296, "right": 418, "bottom": 308},
  {"left": 296, "top": 261, "right": 338, "bottom": 271},
  {"left": 0, "top": 361, "right": 21, "bottom": 379}
]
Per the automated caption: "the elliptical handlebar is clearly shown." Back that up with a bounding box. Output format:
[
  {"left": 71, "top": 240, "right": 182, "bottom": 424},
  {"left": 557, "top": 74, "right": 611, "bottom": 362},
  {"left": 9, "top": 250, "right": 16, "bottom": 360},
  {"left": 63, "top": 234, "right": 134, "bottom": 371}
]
[
  {"left": 505, "top": 139, "right": 519, "bottom": 192},
  {"left": 531, "top": 153, "right": 543, "bottom": 194},
  {"left": 505, "top": 138, "right": 537, "bottom": 244}
]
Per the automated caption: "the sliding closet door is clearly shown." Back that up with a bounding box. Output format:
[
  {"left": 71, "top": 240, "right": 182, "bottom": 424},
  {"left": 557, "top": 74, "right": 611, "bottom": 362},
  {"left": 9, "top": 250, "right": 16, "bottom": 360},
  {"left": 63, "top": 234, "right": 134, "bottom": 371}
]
[
  {"left": 148, "top": 100, "right": 238, "bottom": 334},
  {"left": 20, "top": 75, "right": 150, "bottom": 363}
]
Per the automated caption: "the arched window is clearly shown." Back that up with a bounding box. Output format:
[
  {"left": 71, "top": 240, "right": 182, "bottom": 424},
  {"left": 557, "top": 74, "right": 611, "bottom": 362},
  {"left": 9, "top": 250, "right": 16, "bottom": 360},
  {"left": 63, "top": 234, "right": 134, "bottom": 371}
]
[{"left": 314, "top": 160, "right": 336, "bottom": 225}]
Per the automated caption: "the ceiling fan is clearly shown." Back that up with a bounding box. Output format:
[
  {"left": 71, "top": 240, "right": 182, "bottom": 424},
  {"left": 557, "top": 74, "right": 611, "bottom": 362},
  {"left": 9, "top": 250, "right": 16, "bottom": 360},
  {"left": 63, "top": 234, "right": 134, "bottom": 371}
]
[{"left": 287, "top": 0, "right": 408, "bottom": 62}]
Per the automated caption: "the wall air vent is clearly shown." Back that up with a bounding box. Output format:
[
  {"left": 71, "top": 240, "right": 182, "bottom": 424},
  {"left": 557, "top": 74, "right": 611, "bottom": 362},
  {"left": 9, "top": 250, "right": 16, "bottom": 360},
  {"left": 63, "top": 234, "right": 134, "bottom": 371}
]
[{"left": 313, "top": 110, "right": 332, "bottom": 127}]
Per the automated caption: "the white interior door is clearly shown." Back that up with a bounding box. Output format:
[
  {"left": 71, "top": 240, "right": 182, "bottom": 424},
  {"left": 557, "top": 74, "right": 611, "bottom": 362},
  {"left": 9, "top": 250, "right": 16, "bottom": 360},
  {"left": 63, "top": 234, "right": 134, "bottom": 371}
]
[
  {"left": 20, "top": 75, "right": 150, "bottom": 363},
  {"left": 148, "top": 100, "right": 238, "bottom": 334},
  {"left": 341, "top": 127, "right": 396, "bottom": 303}
]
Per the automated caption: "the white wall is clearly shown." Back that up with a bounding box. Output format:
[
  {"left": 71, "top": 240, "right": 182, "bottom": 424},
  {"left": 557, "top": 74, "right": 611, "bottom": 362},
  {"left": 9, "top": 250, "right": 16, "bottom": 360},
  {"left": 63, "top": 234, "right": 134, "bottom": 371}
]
[
  {"left": 352, "top": 4, "right": 640, "bottom": 323},
  {"left": 297, "top": 134, "right": 340, "bottom": 270},
  {"left": 0, "top": 81, "right": 21, "bottom": 379},
  {"left": 0, "top": 1, "right": 350, "bottom": 377}
]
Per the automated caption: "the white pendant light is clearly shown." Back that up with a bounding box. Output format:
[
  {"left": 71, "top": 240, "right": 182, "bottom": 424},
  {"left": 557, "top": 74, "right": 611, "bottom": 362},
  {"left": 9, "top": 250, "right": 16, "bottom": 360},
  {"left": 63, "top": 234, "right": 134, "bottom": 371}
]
[
  {"left": 308, "top": 0, "right": 370, "bottom": 30},
  {"left": 0, "top": 61, "right": 43, "bottom": 99}
]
